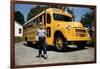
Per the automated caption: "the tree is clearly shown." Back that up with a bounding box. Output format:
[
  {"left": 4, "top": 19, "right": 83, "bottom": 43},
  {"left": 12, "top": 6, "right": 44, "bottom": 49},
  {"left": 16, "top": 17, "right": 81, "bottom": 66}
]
[
  {"left": 15, "top": 11, "right": 25, "bottom": 25},
  {"left": 80, "top": 9, "right": 94, "bottom": 40},
  {"left": 67, "top": 8, "right": 75, "bottom": 21},
  {"left": 27, "top": 5, "right": 65, "bottom": 21},
  {"left": 27, "top": 5, "right": 48, "bottom": 21},
  {"left": 80, "top": 11, "right": 93, "bottom": 27},
  {"left": 27, "top": 5, "right": 75, "bottom": 21}
]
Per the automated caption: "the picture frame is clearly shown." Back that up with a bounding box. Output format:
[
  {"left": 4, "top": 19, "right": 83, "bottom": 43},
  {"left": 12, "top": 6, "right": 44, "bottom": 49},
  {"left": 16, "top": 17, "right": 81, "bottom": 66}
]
[{"left": 10, "top": 0, "right": 96, "bottom": 68}]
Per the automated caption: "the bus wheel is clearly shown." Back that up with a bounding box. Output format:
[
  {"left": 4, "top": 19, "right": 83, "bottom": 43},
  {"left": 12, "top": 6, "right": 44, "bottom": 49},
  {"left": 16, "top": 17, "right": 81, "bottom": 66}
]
[
  {"left": 77, "top": 41, "right": 86, "bottom": 49},
  {"left": 54, "top": 34, "right": 67, "bottom": 51}
]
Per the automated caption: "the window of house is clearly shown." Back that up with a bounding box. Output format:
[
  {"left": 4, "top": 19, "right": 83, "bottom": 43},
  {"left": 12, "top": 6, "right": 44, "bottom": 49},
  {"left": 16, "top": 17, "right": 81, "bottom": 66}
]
[{"left": 19, "top": 28, "right": 22, "bottom": 34}]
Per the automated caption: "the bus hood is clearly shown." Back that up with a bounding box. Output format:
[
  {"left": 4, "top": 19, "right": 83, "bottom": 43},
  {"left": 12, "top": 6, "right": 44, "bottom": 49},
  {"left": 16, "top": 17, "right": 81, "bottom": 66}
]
[
  {"left": 66, "top": 22, "right": 83, "bottom": 28},
  {"left": 55, "top": 21, "right": 84, "bottom": 28}
]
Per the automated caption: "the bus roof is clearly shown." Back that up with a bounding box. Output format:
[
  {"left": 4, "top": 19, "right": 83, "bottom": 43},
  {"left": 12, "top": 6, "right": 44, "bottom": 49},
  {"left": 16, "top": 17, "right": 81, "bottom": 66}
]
[
  {"left": 24, "top": 8, "right": 72, "bottom": 26},
  {"left": 46, "top": 8, "right": 72, "bottom": 17}
]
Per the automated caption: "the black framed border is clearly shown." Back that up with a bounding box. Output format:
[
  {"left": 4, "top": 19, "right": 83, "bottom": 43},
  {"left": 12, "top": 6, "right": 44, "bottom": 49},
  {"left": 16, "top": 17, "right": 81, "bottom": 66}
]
[{"left": 10, "top": 0, "right": 96, "bottom": 69}]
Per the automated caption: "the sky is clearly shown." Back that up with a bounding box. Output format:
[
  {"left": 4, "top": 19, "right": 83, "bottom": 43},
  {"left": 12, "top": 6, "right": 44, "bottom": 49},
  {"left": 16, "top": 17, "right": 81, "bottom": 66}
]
[
  {"left": 15, "top": 4, "right": 93, "bottom": 22},
  {"left": 15, "top": 4, "right": 37, "bottom": 21},
  {"left": 66, "top": 7, "right": 92, "bottom": 21}
]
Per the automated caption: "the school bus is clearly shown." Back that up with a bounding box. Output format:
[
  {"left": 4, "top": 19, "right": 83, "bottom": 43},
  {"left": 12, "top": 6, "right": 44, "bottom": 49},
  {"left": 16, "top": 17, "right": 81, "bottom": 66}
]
[{"left": 23, "top": 8, "right": 90, "bottom": 51}]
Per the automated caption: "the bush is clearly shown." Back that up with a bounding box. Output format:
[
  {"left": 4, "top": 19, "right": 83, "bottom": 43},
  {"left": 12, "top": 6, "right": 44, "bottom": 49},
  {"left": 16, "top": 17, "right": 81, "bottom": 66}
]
[
  {"left": 87, "top": 38, "right": 95, "bottom": 47},
  {"left": 15, "top": 37, "right": 23, "bottom": 43}
]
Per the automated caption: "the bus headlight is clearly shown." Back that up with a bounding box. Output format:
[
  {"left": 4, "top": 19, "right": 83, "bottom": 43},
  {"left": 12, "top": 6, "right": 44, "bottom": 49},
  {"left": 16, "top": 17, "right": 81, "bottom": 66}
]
[
  {"left": 67, "top": 25, "right": 71, "bottom": 31},
  {"left": 86, "top": 28, "right": 89, "bottom": 32}
]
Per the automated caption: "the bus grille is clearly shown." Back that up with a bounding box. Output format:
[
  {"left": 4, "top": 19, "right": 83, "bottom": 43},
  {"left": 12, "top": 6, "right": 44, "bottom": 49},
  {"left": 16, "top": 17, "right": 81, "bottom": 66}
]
[{"left": 75, "top": 29, "right": 86, "bottom": 37}]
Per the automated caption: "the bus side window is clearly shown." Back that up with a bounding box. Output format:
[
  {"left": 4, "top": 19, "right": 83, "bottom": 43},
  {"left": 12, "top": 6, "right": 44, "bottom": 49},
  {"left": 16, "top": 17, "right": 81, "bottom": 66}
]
[
  {"left": 46, "top": 27, "right": 51, "bottom": 37},
  {"left": 44, "top": 13, "right": 46, "bottom": 25},
  {"left": 39, "top": 15, "right": 42, "bottom": 24},
  {"left": 47, "top": 13, "right": 51, "bottom": 24},
  {"left": 36, "top": 18, "right": 38, "bottom": 25},
  {"left": 33, "top": 20, "right": 35, "bottom": 25}
]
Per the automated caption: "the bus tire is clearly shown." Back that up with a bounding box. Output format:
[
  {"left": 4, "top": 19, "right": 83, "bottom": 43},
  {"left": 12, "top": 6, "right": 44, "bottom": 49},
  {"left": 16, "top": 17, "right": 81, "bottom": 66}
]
[{"left": 54, "top": 33, "right": 68, "bottom": 52}]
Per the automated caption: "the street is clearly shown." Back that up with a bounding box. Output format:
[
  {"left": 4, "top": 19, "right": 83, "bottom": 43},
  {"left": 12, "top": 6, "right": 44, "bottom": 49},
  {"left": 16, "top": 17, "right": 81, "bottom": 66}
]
[{"left": 15, "top": 42, "right": 95, "bottom": 66}]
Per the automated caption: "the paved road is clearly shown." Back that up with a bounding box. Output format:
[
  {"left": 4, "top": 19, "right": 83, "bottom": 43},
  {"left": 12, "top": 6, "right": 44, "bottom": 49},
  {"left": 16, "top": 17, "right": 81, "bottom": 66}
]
[{"left": 15, "top": 42, "right": 95, "bottom": 66}]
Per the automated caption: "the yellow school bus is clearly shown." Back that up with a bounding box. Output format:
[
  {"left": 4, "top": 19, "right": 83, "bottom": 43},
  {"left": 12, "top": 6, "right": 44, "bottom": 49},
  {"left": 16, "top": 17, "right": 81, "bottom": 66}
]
[{"left": 23, "top": 8, "right": 90, "bottom": 51}]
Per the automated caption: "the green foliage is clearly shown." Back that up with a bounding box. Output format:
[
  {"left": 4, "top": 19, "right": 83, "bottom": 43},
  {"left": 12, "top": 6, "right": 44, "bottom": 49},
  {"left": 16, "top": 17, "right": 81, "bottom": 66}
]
[
  {"left": 80, "top": 11, "right": 94, "bottom": 27},
  {"left": 67, "top": 8, "right": 75, "bottom": 21},
  {"left": 15, "top": 11, "right": 25, "bottom": 25},
  {"left": 26, "top": 5, "right": 65, "bottom": 21},
  {"left": 80, "top": 9, "right": 95, "bottom": 46},
  {"left": 15, "top": 37, "right": 23, "bottom": 43},
  {"left": 27, "top": 5, "right": 48, "bottom": 21}
]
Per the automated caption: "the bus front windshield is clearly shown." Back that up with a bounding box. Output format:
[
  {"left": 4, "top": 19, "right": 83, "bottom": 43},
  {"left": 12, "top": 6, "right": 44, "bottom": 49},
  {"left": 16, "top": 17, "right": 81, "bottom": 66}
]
[{"left": 53, "top": 13, "right": 72, "bottom": 22}]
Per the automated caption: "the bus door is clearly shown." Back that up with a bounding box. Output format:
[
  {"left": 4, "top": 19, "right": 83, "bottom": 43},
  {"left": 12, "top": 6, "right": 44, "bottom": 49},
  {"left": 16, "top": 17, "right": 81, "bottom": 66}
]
[{"left": 45, "top": 13, "right": 52, "bottom": 45}]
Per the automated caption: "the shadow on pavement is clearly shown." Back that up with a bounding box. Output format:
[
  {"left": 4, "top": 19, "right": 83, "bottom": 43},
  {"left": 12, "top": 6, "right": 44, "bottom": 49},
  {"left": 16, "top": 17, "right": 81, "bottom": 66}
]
[
  {"left": 23, "top": 43, "right": 38, "bottom": 49},
  {"left": 23, "top": 43, "right": 87, "bottom": 53}
]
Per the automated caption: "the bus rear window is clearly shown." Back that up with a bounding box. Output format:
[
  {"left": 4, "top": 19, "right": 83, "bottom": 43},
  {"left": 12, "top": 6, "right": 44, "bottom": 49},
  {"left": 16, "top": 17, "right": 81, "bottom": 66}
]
[{"left": 53, "top": 13, "right": 72, "bottom": 22}]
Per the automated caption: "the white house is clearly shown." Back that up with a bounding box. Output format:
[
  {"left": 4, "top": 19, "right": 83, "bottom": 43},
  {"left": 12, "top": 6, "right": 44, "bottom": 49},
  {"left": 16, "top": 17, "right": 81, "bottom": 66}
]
[{"left": 15, "top": 21, "right": 23, "bottom": 37}]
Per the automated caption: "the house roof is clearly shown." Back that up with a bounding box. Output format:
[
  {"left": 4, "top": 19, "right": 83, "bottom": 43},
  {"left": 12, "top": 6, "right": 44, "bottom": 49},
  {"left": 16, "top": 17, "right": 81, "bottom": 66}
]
[{"left": 15, "top": 21, "right": 23, "bottom": 27}]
